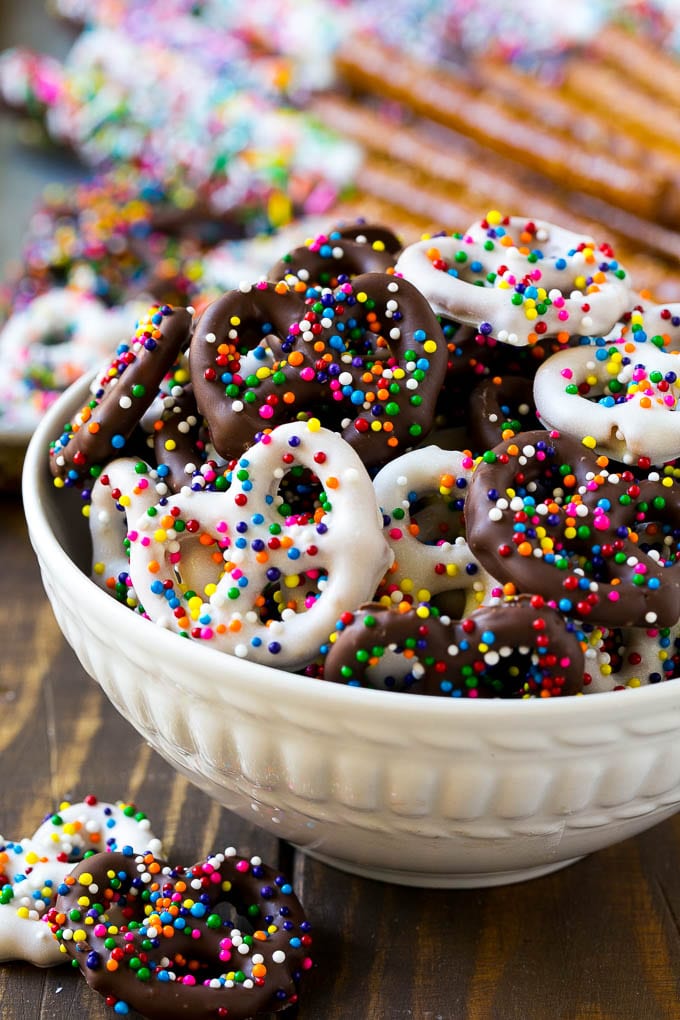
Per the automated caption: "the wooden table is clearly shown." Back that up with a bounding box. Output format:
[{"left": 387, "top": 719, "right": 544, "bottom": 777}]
[{"left": 3, "top": 5, "right": 680, "bottom": 1020}]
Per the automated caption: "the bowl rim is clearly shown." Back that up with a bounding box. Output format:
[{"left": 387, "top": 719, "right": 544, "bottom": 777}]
[{"left": 22, "top": 371, "right": 680, "bottom": 726}]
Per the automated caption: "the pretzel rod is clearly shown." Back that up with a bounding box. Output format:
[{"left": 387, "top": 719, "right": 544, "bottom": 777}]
[
  {"left": 334, "top": 35, "right": 679, "bottom": 227},
  {"left": 561, "top": 57, "right": 680, "bottom": 163},
  {"left": 312, "top": 93, "right": 564, "bottom": 214},
  {"left": 472, "top": 58, "right": 680, "bottom": 179},
  {"left": 354, "top": 157, "right": 478, "bottom": 231},
  {"left": 588, "top": 23, "right": 680, "bottom": 106},
  {"left": 350, "top": 155, "right": 679, "bottom": 300},
  {"left": 313, "top": 94, "right": 680, "bottom": 273}
]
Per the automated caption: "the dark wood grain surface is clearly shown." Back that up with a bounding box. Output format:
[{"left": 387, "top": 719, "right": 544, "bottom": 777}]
[{"left": 3, "top": 4, "right": 680, "bottom": 1020}]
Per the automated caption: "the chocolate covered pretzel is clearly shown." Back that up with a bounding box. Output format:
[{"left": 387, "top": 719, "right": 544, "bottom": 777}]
[{"left": 48, "top": 846, "right": 311, "bottom": 1020}]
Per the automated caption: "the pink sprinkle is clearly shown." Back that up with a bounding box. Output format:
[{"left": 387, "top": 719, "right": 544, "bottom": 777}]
[
  {"left": 607, "top": 591, "right": 620, "bottom": 602},
  {"left": 236, "top": 860, "right": 249, "bottom": 873},
  {"left": 141, "top": 535, "right": 151, "bottom": 546},
  {"left": 388, "top": 528, "right": 403, "bottom": 540},
  {"left": 558, "top": 310, "right": 569, "bottom": 321},
  {"left": 200, "top": 627, "right": 214, "bottom": 640},
  {"left": 258, "top": 405, "right": 274, "bottom": 419},
  {"left": 593, "top": 515, "right": 610, "bottom": 531},
  {"left": 560, "top": 368, "right": 573, "bottom": 379},
  {"left": 182, "top": 976, "right": 197, "bottom": 986},
  {"left": 300, "top": 367, "right": 315, "bottom": 382},
  {"left": 93, "top": 924, "right": 107, "bottom": 938}
]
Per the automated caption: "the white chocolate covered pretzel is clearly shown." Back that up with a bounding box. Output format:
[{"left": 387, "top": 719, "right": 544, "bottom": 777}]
[
  {"left": 395, "top": 212, "right": 633, "bottom": 345},
  {"left": 0, "top": 797, "right": 161, "bottom": 966},
  {"left": 534, "top": 338, "right": 680, "bottom": 465},
  {"left": 127, "top": 419, "right": 393, "bottom": 669},
  {"left": 373, "top": 446, "right": 484, "bottom": 607},
  {"left": 89, "top": 458, "right": 170, "bottom": 599}
]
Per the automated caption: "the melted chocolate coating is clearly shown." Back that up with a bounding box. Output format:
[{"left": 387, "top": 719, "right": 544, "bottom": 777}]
[
  {"left": 267, "top": 222, "right": 401, "bottom": 285},
  {"left": 191, "top": 273, "right": 448, "bottom": 470},
  {"left": 49, "top": 848, "right": 311, "bottom": 1020},
  {"left": 151, "top": 384, "right": 210, "bottom": 493},
  {"left": 50, "top": 305, "right": 193, "bottom": 482},
  {"left": 464, "top": 430, "right": 680, "bottom": 628},
  {"left": 323, "top": 598, "right": 585, "bottom": 697},
  {"left": 467, "top": 374, "right": 539, "bottom": 453}
]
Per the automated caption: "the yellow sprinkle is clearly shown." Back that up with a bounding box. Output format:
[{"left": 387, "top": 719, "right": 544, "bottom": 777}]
[
  {"left": 582, "top": 436, "right": 597, "bottom": 449},
  {"left": 486, "top": 209, "right": 503, "bottom": 226},
  {"left": 307, "top": 418, "right": 321, "bottom": 432}
]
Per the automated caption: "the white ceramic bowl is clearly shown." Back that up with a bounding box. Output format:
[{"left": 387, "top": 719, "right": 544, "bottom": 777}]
[{"left": 22, "top": 374, "right": 680, "bottom": 888}]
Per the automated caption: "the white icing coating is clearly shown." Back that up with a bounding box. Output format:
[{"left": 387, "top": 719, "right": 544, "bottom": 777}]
[
  {"left": 621, "top": 295, "right": 680, "bottom": 351},
  {"left": 534, "top": 338, "right": 680, "bottom": 464},
  {"left": 127, "top": 420, "right": 393, "bottom": 669},
  {"left": 395, "top": 215, "right": 633, "bottom": 345},
  {"left": 89, "top": 458, "right": 165, "bottom": 594},
  {"left": 373, "top": 446, "right": 481, "bottom": 604},
  {"left": 0, "top": 798, "right": 161, "bottom": 966}
]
